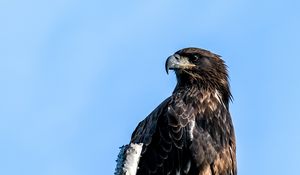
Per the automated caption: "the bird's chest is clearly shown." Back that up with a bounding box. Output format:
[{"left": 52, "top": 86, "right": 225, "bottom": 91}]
[{"left": 168, "top": 90, "right": 226, "bottom": 143}]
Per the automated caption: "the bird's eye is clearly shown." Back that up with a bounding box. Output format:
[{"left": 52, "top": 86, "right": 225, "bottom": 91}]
[{"left": 191, "top": 55, "right": 199, "bottom": 62}]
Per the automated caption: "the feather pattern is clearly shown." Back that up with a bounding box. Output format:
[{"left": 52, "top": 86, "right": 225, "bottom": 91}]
[{"left": 128, "top": 48, "right": 236, "bottom": 175}]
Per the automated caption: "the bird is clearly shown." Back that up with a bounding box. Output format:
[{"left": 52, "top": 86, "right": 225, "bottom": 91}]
[{"left": 127, "top": 47, "right": 236, "bottom": 175}]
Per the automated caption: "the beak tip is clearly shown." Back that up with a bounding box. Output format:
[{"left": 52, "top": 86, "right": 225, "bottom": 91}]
[
  {"left": 165, "top": 65, "right": 169, "bottom": 74},
  {"left": 165, "top": 56, "right": 171, "bottom": 75}
]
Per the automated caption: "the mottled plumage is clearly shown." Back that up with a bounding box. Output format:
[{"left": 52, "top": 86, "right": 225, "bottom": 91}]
[{"left": 129, "top": 47, "right": 236, "bottom": 175}]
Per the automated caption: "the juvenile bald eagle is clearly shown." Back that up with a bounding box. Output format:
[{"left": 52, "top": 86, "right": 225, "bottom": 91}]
[{"left": 116, "top": 47, "right": 236, "bottom": 175}]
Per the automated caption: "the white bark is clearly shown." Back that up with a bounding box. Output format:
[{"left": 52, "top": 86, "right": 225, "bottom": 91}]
[{"left": 115, "top": 143, "right": 143, "bottom": 175}]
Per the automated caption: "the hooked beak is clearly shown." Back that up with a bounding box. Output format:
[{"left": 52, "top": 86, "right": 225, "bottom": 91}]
[{"left": 165, "top": 54, "right": 196, "bottom": 74}]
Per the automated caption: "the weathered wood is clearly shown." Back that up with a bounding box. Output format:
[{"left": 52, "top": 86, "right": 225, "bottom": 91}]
[{"left": 115, "top": 143, "right": 143, "bottom": 175}]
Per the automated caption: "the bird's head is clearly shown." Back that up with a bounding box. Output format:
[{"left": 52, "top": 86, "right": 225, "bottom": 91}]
[{"left": 166, "top": 47, "right": 232, "bottom": 101}]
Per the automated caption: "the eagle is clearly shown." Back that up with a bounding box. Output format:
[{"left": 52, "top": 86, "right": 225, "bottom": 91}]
[{"left": 115, "top": 47, "right": 236, "bottom": 175}]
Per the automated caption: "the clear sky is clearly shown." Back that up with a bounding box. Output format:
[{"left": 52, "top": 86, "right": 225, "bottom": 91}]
[{"left": 1, "top": 0, "right": 300, "bottom": 175}]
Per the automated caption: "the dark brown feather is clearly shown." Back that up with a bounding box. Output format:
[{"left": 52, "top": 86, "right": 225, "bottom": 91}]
[{"left": 129, "top": 47, "right": 236, "bottom": 175}]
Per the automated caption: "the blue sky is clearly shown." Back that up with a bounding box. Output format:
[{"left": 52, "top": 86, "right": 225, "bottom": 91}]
[{"left": 1, "top": 0, "right": 300, "bottom": 175}]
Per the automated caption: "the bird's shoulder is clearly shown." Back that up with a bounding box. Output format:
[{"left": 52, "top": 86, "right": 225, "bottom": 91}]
[
  {"left": 130, "top": 97, "right": 170, "bottom": 145},
  {"left": 130, "top": 90, "right": 198, "bottom": 143}
]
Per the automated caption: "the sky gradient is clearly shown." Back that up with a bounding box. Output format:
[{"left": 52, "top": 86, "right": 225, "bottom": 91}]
[{"left": 1, "top": 1, "right": 300, "bottom": 175}]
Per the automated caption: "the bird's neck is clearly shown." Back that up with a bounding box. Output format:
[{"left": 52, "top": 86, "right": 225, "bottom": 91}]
[
  {"left": 173, "top": 83, "right": 212, "bottom": 95},
  {"left": 173, "top": 84, "right": 230, "bottom": 110}
]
